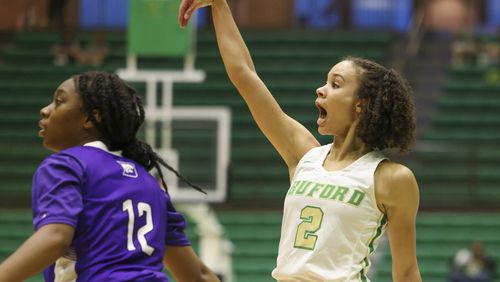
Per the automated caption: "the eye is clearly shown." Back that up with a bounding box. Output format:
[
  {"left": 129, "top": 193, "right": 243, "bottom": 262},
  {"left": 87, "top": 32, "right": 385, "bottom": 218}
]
[
  {"left": 54, "top": 98, "right": 63, "bottom": 106},
  {"left": 332, "top": 83, "right": 339, "bottom": 89}
]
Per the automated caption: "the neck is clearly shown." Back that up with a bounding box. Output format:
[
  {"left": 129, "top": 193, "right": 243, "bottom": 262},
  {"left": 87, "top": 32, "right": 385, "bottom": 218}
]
[
  {"left": 79, "top": 129, "right": 102, "bottom": 147},
  {"left": 68, "top": 133, "right": 102, "bottom": 150},
  {"left": 329, "top": 122, "right": 371, "bottom": 161},
  {"left": 78, "top": 137, "right": 101, "bottom": 147}
]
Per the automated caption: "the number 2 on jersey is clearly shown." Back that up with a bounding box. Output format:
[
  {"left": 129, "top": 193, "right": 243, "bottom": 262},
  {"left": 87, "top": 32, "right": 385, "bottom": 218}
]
[
  {"left": 123, "top": 199, "right": 154, "bottom": 256},
  {"left": 294, "top": 206, "right": 324, "bottom": 250}
]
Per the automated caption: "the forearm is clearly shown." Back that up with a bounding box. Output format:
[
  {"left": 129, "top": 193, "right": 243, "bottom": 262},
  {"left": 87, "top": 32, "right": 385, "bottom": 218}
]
[
  {"left": 211, "top": 0, "right": 256, "bottom": 83},
  {"left": 191, "top": 263, "right": 220, "bottom": 282},
  {"left": 0, "top": 224, "right": 73, "bottom": 282},
  {"left": 167, "top": 260, "right": 220, "bottom": 282},
  {"left": 393, "top": 266, "right": 422, "bottom": 282},
  {"left": 163, "top": 246, "right": 220, "bottom": 282}
]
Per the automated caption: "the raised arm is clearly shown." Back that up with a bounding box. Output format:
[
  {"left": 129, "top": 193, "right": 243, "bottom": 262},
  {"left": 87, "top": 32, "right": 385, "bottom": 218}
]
[
  {"left": 180, "top": 0, "right": 319, "bottom": 171},
  {"left": 376, "top": 162, "right": 422, "bottom": 282}
]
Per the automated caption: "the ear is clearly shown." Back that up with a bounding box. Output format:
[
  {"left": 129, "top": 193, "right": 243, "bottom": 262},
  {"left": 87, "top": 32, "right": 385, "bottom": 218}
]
[
  {"left": 354, "top": 99, "right": 364, "bottom": 114},
  {"left": 83, "top": 110, "right": 101, "bottom": 129}
]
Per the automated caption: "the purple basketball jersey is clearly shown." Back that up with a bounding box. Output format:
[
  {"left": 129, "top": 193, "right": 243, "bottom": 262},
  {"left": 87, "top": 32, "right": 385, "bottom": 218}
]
[{"left": 32, "top": 145, "right": 190, "bottom": 281}]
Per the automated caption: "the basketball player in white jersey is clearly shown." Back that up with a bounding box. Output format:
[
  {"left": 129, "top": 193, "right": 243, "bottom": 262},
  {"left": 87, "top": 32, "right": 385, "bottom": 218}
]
[{"left": 179, "top": 1, "right": 422, "bottom": 281}]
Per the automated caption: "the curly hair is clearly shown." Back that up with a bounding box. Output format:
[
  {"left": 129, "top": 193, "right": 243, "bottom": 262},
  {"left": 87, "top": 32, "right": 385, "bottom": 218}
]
[
  {"left": 346, "top": 57, "right": 416, "bottom": 152},
  {"left": 73, "top": 71, "right": 204, "bottom": 193}
]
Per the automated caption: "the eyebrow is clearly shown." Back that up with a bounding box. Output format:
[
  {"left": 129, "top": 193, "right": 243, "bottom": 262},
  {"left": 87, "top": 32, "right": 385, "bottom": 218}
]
[
  {"left": 328, "top": 73, "right": 345, "bottom": 82},
  {"left": 333, "top": 74, "right": 345, "bottom": 81},
  {"left": 53, "top": 88, "right": 68, "bottom": 99}
]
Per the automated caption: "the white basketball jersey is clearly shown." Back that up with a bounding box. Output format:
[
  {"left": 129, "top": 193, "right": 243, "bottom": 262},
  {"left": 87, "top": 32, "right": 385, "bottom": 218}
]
[{"left": 272, "top": 144, "right": 387, "bottom": 282}]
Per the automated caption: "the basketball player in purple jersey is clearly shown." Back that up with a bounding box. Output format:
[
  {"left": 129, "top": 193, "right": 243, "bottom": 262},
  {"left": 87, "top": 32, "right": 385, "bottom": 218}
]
[{"left": 0, "top": 71, "right": 220, "bottom": 282}]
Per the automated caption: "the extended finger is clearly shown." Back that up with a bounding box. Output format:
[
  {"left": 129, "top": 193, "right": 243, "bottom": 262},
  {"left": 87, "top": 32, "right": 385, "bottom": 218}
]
[
  {"left": 183, "top": 2, "right": 198, "bottom": 22},
  {"left": 178, "top": 0, "right": 191, "bottom": 27}
]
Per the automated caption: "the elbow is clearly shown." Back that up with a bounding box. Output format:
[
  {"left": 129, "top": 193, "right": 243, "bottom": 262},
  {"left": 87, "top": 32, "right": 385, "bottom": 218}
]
[
  {"left": 42, "top": 224, "right": 74, "bottom": 250},
  {"left": 163, "top": 259, "right": 220, "bottom": 282},
  {"left": 49, "top": 235, "right": 73, "bottom": 256},
  {"left": 194, "top": 264, "right": 220, "bottom": 282},
  {"left": 225, "top": 64, "right": 255, "bottom": 86}
]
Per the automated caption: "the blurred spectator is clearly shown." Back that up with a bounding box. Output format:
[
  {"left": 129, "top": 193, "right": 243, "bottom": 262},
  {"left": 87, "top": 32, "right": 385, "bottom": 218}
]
[
  {"left": 451, "top": 30, "right": 479, "bottom": 65},
  {"left": 425, "top": 0, "right": 480, "bottom": 32},
  {"left": 73, "top": 31, "right": 109, "bottom": 66},
  {"left": 324, "top": 0, "right": 351, "bottom": 29},
  {"left": 449, "top": 241, "right": 497, "bottom": 282},
  {"left": 48, "top": 0, "right": 79, "bottom": 66},
  {"left": 49, "top": 0, "right": 109, "bottom": 66},
  {"left": 477, "top": 40, "right": 500, "bottom": 67},
  {"left": 48, "top": 0, "right": 68, "bottom": 29}
]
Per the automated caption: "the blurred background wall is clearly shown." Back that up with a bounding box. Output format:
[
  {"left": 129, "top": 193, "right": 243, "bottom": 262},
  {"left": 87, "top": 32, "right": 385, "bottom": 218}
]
[{"left": 0, "top": 0, "right": 498, "bottom": 32}]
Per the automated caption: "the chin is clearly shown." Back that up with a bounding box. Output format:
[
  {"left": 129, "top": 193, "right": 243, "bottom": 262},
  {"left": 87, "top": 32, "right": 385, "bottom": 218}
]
[
  {"left": 317, "top": 127, "right": 329, "bottom": 135},
  {"left": 42, "top": 142, "right": 60, "bottom": 153}
]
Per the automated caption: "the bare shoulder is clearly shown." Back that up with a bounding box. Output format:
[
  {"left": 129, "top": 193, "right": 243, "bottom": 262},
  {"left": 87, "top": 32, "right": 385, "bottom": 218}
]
[
  {"left": 376, "top": 161, "right": 416, "bottom": 183},
  {"left": 374, "top": 160, "right": 419, "bottom": 210}
]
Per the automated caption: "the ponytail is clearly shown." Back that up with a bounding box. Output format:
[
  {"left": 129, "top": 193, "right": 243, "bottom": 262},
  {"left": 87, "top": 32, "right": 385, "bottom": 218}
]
[{"left": 122, "top": 139, "right": 206, "bottom": 194}]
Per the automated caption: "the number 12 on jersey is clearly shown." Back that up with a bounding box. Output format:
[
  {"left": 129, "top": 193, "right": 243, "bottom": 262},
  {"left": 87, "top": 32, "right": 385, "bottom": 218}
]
[
  {"left": 123, "top": 199, "right": 155, "bottom": 256},
  {"left": 294, "top": 206, "right": 324, "bottom": 250}
]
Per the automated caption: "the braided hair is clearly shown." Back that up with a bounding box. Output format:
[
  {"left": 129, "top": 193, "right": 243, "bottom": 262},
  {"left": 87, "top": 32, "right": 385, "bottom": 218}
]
[
  {"left": 346, "top": 57, "right": 416, "bottom": 152},
  {"left": 73, "top": 71, "right": 205, "bottom": 193}
]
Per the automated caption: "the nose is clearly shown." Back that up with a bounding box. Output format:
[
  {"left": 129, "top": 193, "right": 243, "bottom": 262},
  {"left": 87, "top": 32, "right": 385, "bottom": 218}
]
[
  {"left": 316, "top": 85, "right": 326, "bottom": 98},
  {"left": 40, "top": 104, "right": 50, "bottom": 119}
]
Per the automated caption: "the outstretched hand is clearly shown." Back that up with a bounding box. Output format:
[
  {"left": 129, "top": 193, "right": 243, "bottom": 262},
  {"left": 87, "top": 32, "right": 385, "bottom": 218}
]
[{"left": 178, "top": 0, "right": 213, "bottom": 28}]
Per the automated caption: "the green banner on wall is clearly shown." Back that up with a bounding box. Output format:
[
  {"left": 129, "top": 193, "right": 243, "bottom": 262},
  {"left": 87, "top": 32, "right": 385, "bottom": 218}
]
[{"left": 128, "top": 0, "right": 191, "bottom": 57}]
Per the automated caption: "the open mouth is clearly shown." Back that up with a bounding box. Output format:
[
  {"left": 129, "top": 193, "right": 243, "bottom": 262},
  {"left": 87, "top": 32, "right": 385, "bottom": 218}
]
[
  {"left": 315, "top": 102, "right": 327, "bottom": 118},
  {"left": 38, "top": 121, "right": 46, "bottom": 137},
  {"left": 315, "top": 101, "right": 327, "bottom": 127},
  {"left": 318, "top": 105, "right": 327, "bottom": 118}
]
